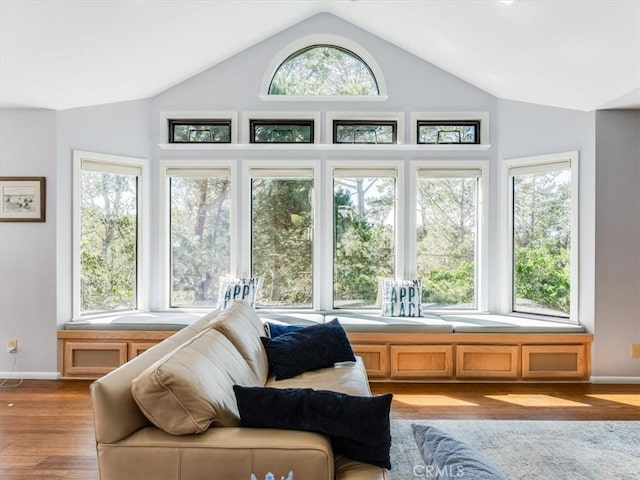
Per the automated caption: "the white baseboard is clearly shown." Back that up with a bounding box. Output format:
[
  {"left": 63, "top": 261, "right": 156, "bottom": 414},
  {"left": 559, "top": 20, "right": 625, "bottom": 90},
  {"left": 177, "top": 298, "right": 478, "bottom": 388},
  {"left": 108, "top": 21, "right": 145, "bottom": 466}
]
[
  {"left": 591, "top": 376, "right": 640, "bottom": 384},
  {"left": 0, "top": 371, "right": 59, "bottom": 380}
]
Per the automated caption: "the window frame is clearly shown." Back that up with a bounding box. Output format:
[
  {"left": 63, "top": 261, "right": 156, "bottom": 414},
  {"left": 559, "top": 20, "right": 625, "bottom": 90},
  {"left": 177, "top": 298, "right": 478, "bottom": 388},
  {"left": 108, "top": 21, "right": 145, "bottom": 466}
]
[
  {"left": 332, "top": 119, "right": 398, "bottom": 145},
  {"left": 242, "top": 112, "right": 321, "bottom": 144},
  {"left": 159, "top": 111, "right": 238, "bottom": 147},
  {"left": 72, "top": 150, "right": 149, "bottom": 319},
  {"left": 325, "top": 160, "right": 405, "bottom": 311},
  {"left": 410, "top": 112, "right": 490, "bottom": 150},
  {"left": 260, "top": 34, "right": 389, "bottom": 102},
  {"left": 241, "top": 160, "right": 322, "bottom": 310},
  {"left": 168, "top": 119, "right": 232, "bottom": 144},
  {"left": 327, "top": 112, "right": 405, "bottom": 145},
  {"left": 416, "top": 120, "right": 481, "bottom": 145},
  {"left": 502, "top": 151, "right": 579, "bottom": 323},
  {"left": 409, "top": 160, "right": 489, "bottom": 313},
  {"left": 158, "top": 160, "right": 237, "bottom": 311},
  {"left": 268, "top": 44, "right": 380, "bottom": 97},
  {"left": 249, "top": 119, "right": 315, "bottom": 144}
]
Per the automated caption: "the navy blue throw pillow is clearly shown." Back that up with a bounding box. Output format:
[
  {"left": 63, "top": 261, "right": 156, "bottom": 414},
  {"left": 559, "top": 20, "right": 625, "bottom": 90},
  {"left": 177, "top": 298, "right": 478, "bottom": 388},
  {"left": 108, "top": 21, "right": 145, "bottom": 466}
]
[
  {"left": 260, "top": 318, "right": 356, "bottom": 380},
  {"left": 234, "top": 385, "right": 392, "bottom": 470},
  {"left": 264, "top": 322, "right": 305, "bottom": 338}
]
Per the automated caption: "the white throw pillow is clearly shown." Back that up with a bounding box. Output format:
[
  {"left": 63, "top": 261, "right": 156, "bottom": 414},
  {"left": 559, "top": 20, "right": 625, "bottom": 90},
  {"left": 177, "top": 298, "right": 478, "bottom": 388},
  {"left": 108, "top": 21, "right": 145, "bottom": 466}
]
[
  {"left": 217, "top": 276, "right": 260, "bottom": 309},
  {"left": 380, "top": 278, "right": 422, "bottom": 317}
]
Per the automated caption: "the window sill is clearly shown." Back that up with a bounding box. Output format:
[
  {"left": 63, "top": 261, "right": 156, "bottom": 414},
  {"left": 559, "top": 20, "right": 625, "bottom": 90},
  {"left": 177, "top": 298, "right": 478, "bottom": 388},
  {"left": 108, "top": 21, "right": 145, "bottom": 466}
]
[{"left": 157, "top": 143, "right": 492, "bottom": 151}]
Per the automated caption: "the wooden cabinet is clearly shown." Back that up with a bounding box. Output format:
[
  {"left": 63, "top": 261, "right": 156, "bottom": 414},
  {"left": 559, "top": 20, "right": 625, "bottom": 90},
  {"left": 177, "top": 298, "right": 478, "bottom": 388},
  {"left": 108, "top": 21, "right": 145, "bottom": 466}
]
[
  {"left": 58, "top": 331, "right": 174, "bottom": 379},
  {"left": 390, "top": 345, "right": 453, "bottom": 379},
  {"left": 348, "top": 332, "right": 592, "bottom": 383},
  {"left": 128, "top": 341, "right": 158, "bottom": 359},
  {"left": 522, "top": 345, "right": 587, "bottom": 379},
  {"left": 456, "top": 345, "right": 519, "bottom": 378},
  {"left": 58, "top": 329, "right": 593, "bottom": 382},
  {"left": 62, "top": 341, "right": 128, "bottom": 377},
  {"left": 352, "top": 344, "right": 389, "bottom": 378}
]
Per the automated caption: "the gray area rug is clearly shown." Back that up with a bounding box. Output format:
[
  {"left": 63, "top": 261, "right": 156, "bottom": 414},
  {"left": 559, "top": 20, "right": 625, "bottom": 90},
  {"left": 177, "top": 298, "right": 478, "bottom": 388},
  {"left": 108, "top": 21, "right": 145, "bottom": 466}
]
[{"left": 389, "top": 419, "right": 640, "bottom": 479}]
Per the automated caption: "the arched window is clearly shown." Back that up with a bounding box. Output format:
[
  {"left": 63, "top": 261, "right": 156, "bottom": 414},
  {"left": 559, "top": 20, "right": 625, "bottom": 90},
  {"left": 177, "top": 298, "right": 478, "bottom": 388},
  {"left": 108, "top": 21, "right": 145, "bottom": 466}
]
[{"left": 268, "top": 45, "right": 379, "bottom": 96}]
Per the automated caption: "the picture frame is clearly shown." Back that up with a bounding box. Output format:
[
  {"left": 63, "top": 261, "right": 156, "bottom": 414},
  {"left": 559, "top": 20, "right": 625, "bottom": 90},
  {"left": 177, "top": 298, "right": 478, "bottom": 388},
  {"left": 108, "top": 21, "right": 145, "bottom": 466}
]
[{"left": 0, "top": 177, "right": 46, "bottom": 222}]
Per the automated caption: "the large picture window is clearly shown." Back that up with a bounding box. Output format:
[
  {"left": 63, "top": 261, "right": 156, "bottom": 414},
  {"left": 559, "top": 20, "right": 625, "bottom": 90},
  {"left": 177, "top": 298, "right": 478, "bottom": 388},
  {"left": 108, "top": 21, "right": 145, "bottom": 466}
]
[
  {"left": 508, "top": 154, "right": 577, "bottom": 319},
  {"left": 251, "top": 169, "right": 314, "bottom": 308},
  {"left": 333, "top": 169, "right": 396, "bottom": 308},
  {"left": 74, "top": 152, "right": 146, "bottom": 317},
  {"left": 416, "top": 169, "right": 480, "bottom": 309},
  {"left": 168, "top": 168, "right": 231, "bottom": 307}
]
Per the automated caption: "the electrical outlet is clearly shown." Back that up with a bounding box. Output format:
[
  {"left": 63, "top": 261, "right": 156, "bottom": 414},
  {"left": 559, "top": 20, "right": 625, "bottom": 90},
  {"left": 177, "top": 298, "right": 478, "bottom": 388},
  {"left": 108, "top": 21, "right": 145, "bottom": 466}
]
[
  {"left": 7, "top": 339, "right": 18, "bottom": 354},
  {"left": 632, "top": 344, "right": 640, "bottom": 359}
]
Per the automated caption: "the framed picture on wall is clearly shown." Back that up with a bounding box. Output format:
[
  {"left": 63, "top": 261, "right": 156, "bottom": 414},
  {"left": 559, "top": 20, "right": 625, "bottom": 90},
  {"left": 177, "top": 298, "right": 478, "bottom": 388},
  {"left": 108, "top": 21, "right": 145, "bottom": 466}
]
[{"left": 0, "top": 177, "right": 46, "bottom": 222}]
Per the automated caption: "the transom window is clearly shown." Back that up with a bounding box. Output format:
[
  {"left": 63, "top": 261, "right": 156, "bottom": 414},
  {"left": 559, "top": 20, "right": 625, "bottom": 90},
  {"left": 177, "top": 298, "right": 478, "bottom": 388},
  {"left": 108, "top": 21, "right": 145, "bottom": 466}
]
[
  {"left": 333, "top": 120, "right": 397, "bottom": 144},
  {"left": 417, "top": 121, "right": 480, "bottom": 144},
  {"left": 169, "top": 119, "right": 231, "bottom": 143},
  {"left": 268, "top": 45, "right": 379, "bottom": 96},
  {"left": 250, "top": 120, "right": 314, "bottom": 143}
]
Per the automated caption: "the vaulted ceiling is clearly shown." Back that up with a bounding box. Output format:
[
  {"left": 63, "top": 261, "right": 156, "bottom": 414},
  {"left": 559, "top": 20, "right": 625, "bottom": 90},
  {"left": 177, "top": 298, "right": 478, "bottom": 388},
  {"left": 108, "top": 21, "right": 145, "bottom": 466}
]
[{"left": 1, "top": 0, "right": 638, "bottom": 111}]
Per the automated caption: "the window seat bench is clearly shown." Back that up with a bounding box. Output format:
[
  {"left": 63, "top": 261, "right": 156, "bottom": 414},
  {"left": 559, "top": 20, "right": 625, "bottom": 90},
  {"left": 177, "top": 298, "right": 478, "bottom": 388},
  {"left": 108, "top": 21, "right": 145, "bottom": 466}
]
[{"left": 58, "top": 312, "right": 592, "bottom": 382}]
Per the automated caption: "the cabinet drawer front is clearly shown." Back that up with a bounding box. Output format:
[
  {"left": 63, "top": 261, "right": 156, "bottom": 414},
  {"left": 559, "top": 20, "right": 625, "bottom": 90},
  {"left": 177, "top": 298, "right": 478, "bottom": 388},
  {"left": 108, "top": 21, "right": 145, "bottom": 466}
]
[
  {"left": 456, "top": 345, "right": 519, "bottom": 378},
  {"left": 64, "top": 341, "right": 128, "bottom": 376},
  {"left": 352, "top": 344, "right": 389, "bottom": 378},
  {"left": 523, "top": 345, "right": 587, "bottom": 378},
  {"left": 390, "top": 345, "right": 453, "bottom": 378}
]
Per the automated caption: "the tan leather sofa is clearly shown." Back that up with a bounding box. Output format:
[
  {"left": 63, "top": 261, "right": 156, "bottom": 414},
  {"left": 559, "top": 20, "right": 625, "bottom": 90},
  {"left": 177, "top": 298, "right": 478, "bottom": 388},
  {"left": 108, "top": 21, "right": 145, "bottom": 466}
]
[{"left": 90, "top": 301, "right": 388, "bottom": 480}]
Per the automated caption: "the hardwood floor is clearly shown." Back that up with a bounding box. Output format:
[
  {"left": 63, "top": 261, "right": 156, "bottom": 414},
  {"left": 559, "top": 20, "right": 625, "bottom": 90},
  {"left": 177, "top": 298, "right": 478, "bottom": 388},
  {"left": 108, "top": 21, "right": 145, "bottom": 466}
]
[{"left": 1, "top": 380, "right": 639, "bottom": 479}]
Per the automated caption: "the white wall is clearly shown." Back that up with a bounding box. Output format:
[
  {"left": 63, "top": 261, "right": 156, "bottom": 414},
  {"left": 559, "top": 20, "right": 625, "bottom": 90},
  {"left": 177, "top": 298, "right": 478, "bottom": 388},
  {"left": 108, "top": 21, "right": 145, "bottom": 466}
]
[
  {"left": 496, "top": 100, "right": 596, "bottom": 333},
  {"left": 56, "top": 99, "right": 151, "bottom": 324},
  {"left": 0, "top": 109, "right": 58, "bottom": 378},
  {"left": 594, "top": 110, "right": 640, "bottom": 378}
]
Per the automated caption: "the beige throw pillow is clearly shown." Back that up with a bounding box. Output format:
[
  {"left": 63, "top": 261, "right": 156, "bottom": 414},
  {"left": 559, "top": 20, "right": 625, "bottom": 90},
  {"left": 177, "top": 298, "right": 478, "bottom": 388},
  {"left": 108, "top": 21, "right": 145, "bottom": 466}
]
[{"left": 131, "top": 327, "right": 257, "bottom": 435}]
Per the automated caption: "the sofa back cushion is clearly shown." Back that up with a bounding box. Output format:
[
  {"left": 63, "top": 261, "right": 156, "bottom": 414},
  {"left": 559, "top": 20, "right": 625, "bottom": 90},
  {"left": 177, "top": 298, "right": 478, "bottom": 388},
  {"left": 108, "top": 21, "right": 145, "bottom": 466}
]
[
  {"left": 210, "top": 300, "right": 269, "bottom": 385},
  {"left": 90, "top": 312, "right": 223, "bottom": 445},
  {"left": 131, "top": 327, "right": 258, "bottom": 435}
]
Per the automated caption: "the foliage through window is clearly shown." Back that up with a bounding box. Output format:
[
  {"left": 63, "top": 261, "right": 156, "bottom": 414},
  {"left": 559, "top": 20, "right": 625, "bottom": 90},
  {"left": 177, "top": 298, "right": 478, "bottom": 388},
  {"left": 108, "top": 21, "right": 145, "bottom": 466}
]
[
  {"left": 250, "top": 120, "right": 314, "bottom": 143},
  {"left": 333, "top": 120, "right": 397, "bottom": 144},
  {"left": 80, "top": 166, "right": 138, "bottom": 314},
  {"left": 269, "top": 45, "right": 379, "bottom": 96},
  {"left": 169, "top": 170, "right": 231, "bottom": 307},
  {"left": 416, "top": 171, "right": 479, "bottom": 309},
  {"left": 511, "top": 163, "right": 572, "bottom": 318},
  {"left": 169, "top": 120, "right": 231, "bottom": 143},
  {"left": 417, "top": 121, "right": 480, "bottom": 144},
  {"left": 334, "top": 171, "right": 395, "bottom": 308},
  {"left": 251, "top": 171, "right": 314, "bottom": 308}
]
